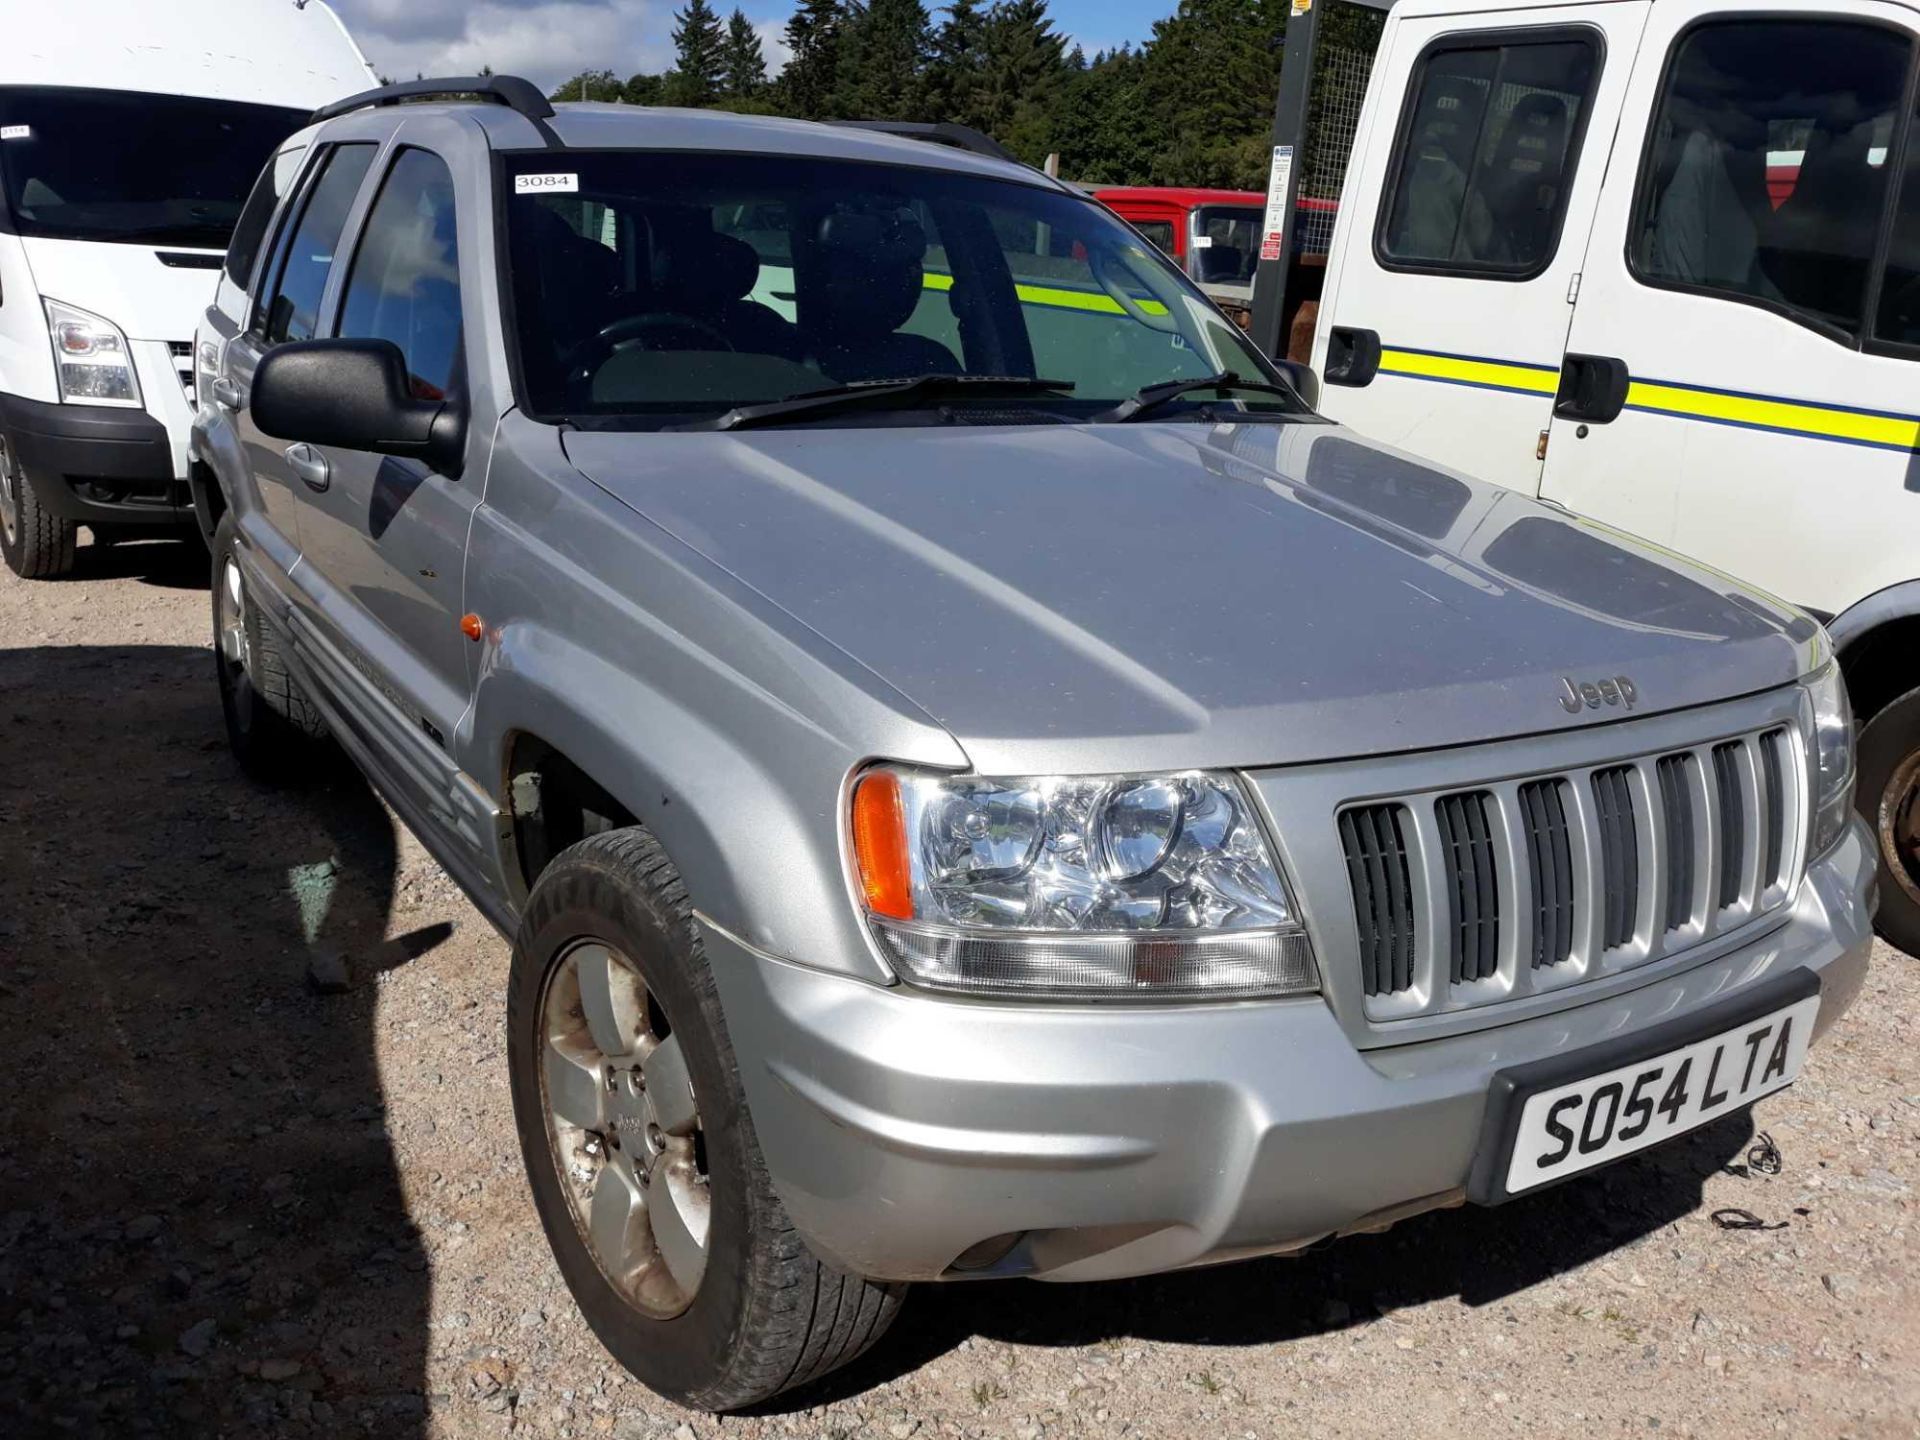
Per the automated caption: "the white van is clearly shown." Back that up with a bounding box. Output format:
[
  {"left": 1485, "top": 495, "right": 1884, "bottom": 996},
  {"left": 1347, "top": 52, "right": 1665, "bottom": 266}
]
[
  {"left": 0, "top": 0, "right": 373, "bottom": 578},
  {"left": 1310, "top": 0, "right": 1920, "bottom": 956}
]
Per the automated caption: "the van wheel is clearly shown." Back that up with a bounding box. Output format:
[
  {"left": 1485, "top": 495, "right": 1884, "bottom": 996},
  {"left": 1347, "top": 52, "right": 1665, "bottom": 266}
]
[
  {"left": 1858, "top": 684, "right": 1920, "bottom": 957},
  {"left": 507, "top": 828, "right": 905, "bottom": 1411},
  {"left": 0, "top": 434, "right": 77, "bottom": 579},
  {"left": 211, "top": 514, "right": 327, "bottom": 779}
]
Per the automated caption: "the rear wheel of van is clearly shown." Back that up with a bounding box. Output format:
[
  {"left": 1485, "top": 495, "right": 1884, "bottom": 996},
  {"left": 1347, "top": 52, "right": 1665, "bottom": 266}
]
[
  {"left": 210, "top": 513, "right": 328, "bottom": 780},
  {"left": 507, "top": 828, "right": 905, "bottom": 1412},
  {"left": 1858, "top": 685, "right": 1920, "bottom": 957},
  {"left": 0, "top": 433, "right": 77, "bottom": 579}
]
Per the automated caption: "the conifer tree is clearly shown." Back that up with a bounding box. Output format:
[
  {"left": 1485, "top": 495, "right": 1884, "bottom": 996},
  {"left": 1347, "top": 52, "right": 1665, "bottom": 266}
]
[
  {"left": 837, "top": 0, "right": 932, "bottom": 118},
  {"left": 669, "top": 0, "right": 727, "bottom": 106},
  {"left": 720, "top": 9, "right": 769, "bottom": 99},
  {"left": 923, "top": 0, "right": 988, "bottom": 131},
  {"left": 782, "top": 0, "right": 847, "bottom": 118}
]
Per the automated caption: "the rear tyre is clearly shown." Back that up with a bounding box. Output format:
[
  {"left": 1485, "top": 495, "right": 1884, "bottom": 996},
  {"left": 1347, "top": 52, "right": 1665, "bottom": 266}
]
[
  {"left": 0, "top": 433, "right": 77, "bottom": 579},
  {"left": 211, "top": 513, "right": 328, "bottom": 780},
  {"left": 507, "top": 828, "right": 905, "bottom": 1412},
  {"left": 1856, "top": 684, "right": 1920, "bottom": 957}
]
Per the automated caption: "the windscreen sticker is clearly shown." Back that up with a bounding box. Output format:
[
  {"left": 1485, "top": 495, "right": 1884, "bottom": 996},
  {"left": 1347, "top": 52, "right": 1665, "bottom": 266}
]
[
  {"left": 0, "top": 125, "right": 31, "bottom": 141},
  {"left": 514, "top": 173, "right": 578, "bottom": 194},
  {"left": 1192, "top": 235, "right": 1213, "bottom": 248}
]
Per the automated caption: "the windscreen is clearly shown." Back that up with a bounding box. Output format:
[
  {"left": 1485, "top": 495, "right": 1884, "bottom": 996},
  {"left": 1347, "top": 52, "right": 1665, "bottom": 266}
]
[
  {"left": 1191, "top": 206, "right": 1261, "bottom": 285},
  {"left": 502, "top": 150, "right": 1291, "bottom": 426},
  {"left": 0, "top": 87, "right": 309, "bottom": 249}
]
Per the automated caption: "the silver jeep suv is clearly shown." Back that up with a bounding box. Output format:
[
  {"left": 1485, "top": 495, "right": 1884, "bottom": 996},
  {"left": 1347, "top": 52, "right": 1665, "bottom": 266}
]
[{"left": 192, "top": 76, "right": 1876, "bottom": 1411}]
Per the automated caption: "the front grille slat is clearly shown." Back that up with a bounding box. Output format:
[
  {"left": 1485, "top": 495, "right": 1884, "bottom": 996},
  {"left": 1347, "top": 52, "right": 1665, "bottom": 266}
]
[
  {"left": 1437, "top": 791, "right": 1499, "bottom": 984},
  {"left": 1657, "top": 754, "right": 1697, "bottom": 932},
  {"left": 1760, "top": 729, "right": 1788, "bottom": 888},
  {"left": 1592, "top": 766, "right": 1640, "bottom": 950},
  {"left": 1711, "top": 743, "right": 1745, "bottom": 910},
  {"left": 1340, "top": 715, "right": 1801, "bottom": 1021},
  {"left": 1520, "top": 779, "right": 1575, "bottom": 969},
  {"left": 1338, "top": 804, "right": 1416, "bottom": 997}
]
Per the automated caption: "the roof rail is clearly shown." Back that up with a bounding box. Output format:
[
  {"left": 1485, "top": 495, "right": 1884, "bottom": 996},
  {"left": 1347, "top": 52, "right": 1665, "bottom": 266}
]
[
  {"left": 828, "top": 120, "right": 1019, "bottom": 166},
  {"left": 310, "top": 74, "right": 557, "bottom": 127}
]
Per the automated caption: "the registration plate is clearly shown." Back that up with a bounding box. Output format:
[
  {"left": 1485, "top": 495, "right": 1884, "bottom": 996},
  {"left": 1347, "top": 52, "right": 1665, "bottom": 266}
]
[{"left": 1469, "top": 970, "right": 1821, "bottom": 1203}]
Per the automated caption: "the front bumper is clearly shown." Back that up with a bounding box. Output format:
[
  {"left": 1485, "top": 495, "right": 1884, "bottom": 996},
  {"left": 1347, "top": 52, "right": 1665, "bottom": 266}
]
[
  {"left": 0, "top": 392, "right": 191, "bottom": 527},
  {"left": 706, "top": 820, "right": 1875, "bottom": 1284}
]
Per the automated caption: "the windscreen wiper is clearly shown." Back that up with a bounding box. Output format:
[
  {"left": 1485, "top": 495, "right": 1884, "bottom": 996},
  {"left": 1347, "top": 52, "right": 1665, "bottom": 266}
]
[
  {"left": 1093, "top": 371, "right": 1306, "bottom": 424},
  {"left": 676, "top": 374, "right": 1076, "bottom": 432}
]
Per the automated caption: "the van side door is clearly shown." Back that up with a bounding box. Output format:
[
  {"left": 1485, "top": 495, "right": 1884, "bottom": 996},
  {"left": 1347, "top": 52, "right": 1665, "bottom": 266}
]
[
  {"left": 280, "top": 125, "right": 501, "bottom": 875},
  {"left": 1539, "top": 2, "right": 1920, "bottom": 618},
  {"left": 1313, "top": 1, "right": 1650, "bottom": 493}
]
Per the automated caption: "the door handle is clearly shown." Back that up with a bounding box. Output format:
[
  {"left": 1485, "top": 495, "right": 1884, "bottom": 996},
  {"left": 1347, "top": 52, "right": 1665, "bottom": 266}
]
[
  {"left": 1324, "top": 326, "right": 1382, "bottom": 387},
  {"left": 285, "top": 443, "right": 330, "bottom": 493},
  {"left": 210, "top": 377, "right": 242, "bottom": 411},
  {"left": 1554, "top": 353, "right": 1630, "bottom": 424}
]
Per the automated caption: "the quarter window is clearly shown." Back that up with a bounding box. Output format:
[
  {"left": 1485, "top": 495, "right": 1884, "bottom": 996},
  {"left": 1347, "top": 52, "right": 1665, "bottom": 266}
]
[
  {"left": 226, "top": 144, "right": 309, "bottom": 289},
  {"left": 336, "top": 149, "right": 463, "bottom": 401},
  {"left": 1379, "top": 34, "right": 1600, "bottom": 276},
  {"left": 1631, "top": 21, "right": 1911, "bottom": 341},
  {"left": 258, "top": 143, "right": 376, "bottom": 344},
  {"left": 1132, "top": 219, "right": 1177, "bottom": 256}
]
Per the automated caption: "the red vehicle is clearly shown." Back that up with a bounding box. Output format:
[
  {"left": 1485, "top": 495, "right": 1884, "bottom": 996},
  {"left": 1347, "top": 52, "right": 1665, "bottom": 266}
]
[{"left": 1094, "top": 185, "right": 1337, "bottom": 357}]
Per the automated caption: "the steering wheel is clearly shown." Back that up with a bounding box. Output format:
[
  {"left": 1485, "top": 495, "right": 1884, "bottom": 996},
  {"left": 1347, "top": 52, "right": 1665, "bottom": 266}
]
[{"left": 564, "top": 312, "right": 736, "bottom": 394}]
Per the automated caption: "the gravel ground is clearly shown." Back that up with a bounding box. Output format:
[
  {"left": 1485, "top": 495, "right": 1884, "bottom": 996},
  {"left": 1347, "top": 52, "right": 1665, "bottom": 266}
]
[{"left": 1, "top": 533, "right": 1916, "bottom": 1440}]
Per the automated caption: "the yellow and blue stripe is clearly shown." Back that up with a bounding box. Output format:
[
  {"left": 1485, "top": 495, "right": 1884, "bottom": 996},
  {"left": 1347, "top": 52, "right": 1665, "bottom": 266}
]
[{"left": 1373, "top": 343, "right": 1920, "bottom": 455}]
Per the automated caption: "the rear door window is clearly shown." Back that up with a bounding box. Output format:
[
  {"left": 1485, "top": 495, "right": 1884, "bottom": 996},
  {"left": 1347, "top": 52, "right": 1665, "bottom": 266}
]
[
  {"left": 1379, "top": 33, "right": 1601, "bottom": 276},
  {"left": 1630, "top": 19, "right": 1911, "bottom": 342},
  {"left": 256, "top": 142, "right": 376, "bottom": 344}
]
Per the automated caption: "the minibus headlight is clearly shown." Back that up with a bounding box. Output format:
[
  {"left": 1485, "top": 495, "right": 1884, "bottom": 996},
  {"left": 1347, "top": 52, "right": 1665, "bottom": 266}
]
[{"left": 45, "top": 299, "right": 141, "bottom": 406}]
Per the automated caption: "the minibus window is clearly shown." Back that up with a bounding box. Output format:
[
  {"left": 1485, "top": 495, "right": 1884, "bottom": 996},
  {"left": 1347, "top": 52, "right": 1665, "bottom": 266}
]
[
  {"left": 0, "top": 87, "right": 307, "bottom": 250},
  {"left": 1631, "top": 20, "right": 1910, "bottom": 342},
  {"left": 1873, "top": 102, "right": 1920, "bottom": 349},
  {"left": 1377, "top": 35, "right": 1600, "bottom": 277}
]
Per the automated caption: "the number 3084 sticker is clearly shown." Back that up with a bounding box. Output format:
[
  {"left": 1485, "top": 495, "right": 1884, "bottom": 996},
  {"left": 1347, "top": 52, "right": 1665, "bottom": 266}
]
[{"left": 514, "top": 173, "right": 578, "bottom": 194}]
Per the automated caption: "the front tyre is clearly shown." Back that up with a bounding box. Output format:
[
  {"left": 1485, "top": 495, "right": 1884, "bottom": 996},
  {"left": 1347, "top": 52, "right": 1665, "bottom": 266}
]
[
  {"left": 1857, "top": 684, "right": 1920, "bottom": 957},
  {"left": 507, "top": 829, "right": 904, "bottom": 1411},
  {"left": 0, "top": 432, "right": 77, "bottom": 579}
]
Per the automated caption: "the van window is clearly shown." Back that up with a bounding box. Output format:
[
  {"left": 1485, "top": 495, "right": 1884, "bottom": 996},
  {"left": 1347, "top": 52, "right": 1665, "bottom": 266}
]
[
  {"left": 336, "top": 150, "right": 463, "bottom": 401},
  {"left": 1876, "top": 101, "right": 1920, "bottom": 348},
  {"left": 1378, "top": 34, "right": 1600, "bottom": 276},
  {"left": 1631, "top": 21, "right": 1910, "bottom": 341},
  {"left": 226, "top": 144, "right": 310, "bottom": 289},
  {"left": 1193, "top": 207, "right": 1261, "bottom": 285},
  {"left": 258, "top": 143, "right": 376, "bottom": 345}
]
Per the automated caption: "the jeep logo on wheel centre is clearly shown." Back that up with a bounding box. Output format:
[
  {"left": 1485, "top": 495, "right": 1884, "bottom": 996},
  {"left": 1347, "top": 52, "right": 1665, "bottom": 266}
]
[{"left": 1559, "top": 674, "right": 1639, "bottom": 714}]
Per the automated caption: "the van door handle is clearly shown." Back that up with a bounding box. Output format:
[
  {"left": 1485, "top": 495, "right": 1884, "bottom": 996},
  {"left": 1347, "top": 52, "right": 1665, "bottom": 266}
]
[
  {"left": 210, "top": 377, "right": 242, "bottom": 411},
  {"left": 1324, "top": 326, "right": 1382, "bottom": 387},
  {"left": 1554, "top": 354, "right": 1631, "bottom": 423},
  {"left": 286, "top": 443, "right": 330, "bottom": 493}
]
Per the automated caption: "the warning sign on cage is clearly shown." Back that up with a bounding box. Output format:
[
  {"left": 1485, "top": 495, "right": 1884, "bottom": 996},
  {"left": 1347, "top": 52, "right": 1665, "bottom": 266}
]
[{"left": 1259, "top": 144, "right": 1294, "bottom": 261}]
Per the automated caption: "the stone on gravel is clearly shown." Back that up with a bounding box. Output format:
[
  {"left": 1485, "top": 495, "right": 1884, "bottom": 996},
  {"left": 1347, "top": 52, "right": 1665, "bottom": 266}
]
[
  {"left": 124, "top": 1214, "right": 162, "bottom": 1242},
  {"left": 177, "top": 1319, "right": 217, "bottom": 1358},
  {"left": 305, "top": 950, "right": 351, "bottom": 995},
  {"left": 258, "top": 1359, "right": 302, "bottom": 1382}
]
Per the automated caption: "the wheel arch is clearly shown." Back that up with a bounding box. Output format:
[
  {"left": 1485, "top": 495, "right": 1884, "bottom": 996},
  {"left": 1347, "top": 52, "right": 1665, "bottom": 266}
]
[{"left": 1830, "top": 581, "right": 1920, "bottom": 723}]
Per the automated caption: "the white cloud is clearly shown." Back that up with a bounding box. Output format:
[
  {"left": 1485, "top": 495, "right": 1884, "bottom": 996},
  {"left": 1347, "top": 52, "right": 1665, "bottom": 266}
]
[{"left": 330, "top": 0, "right": 671, "bottom": 89}]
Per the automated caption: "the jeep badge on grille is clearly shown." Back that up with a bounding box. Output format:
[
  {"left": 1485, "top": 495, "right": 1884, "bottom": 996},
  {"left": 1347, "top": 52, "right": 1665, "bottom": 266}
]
[{"left": 1559, "top": 674, "right": 1639, "bottom": 714}]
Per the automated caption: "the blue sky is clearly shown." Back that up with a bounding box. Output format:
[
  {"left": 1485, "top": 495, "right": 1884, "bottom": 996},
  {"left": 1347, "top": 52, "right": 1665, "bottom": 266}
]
[{"left": 330, "top": 0, "right": 1173, "bottom": 93}]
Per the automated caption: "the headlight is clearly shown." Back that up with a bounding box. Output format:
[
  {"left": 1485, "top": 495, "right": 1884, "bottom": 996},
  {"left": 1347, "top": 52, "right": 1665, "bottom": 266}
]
[
  {"left": 850, "top": 766, "right": 1318, "bottom": 999},
  {"left": 45, "top": 299, "right": 141, "bottom": 406},
  {"left": 1805, "top": 661, "right": 1855, "bottom": 860}
]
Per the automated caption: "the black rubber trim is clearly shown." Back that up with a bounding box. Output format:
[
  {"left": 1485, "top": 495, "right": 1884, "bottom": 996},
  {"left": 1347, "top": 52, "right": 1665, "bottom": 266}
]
[
  {"left": 1466, "top": 965, "right": 1822, "bottom": 1205},
  {"left": 156, "top": 250, "right": 224, "bottom": 269}
]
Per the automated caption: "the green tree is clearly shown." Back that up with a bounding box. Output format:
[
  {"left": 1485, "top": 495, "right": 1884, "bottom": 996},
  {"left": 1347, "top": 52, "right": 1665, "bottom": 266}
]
[
  {"left": 667, "top": 0, "right": 727, "bottom": 105},
  {"left": 1047, "top": 46, "right": 1157, "bottom": 184},
  {"left": 781, "top": 0, "right": 846, "bottom": 118},
  {"left": 922, "top": 0, "right": 987, "bottom": 128},
  {"left": 624, "top": 71, "right": 668, "bottom": 105},
  {"left": 1137, "top": 0, "right": 1289, "bottom": 189},
  {"left": 837, "top": 0, "right": 932, "bottom": 118},
  {"left": 978, "top": 0, "right": 1067, "bottom": 161},
  {"left": 548, "top": 69, "right": 626, "bottom": 103},
  {"left": 720, "top": 8, "right": 769, "bottom": 99}
]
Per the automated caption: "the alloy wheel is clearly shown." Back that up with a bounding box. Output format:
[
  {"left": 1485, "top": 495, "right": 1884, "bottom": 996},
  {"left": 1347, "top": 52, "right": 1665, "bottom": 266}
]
[{"left": 540, "top": 940, "right": 711, "bottom": 1319}]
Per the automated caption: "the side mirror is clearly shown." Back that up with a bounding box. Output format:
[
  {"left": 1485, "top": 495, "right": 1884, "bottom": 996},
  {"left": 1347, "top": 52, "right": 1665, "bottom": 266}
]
[
  {"left": 1273, "top": 357, "right": 1320, "bottom": 411},
  {"left": 252, "top": 338, "right": 466, "bottom": 479}
]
